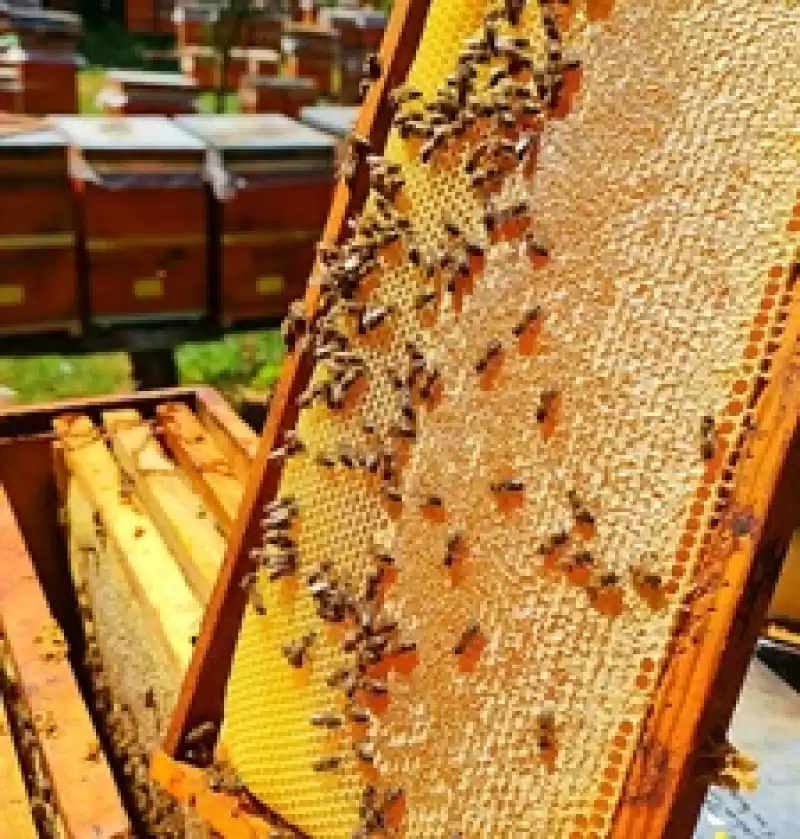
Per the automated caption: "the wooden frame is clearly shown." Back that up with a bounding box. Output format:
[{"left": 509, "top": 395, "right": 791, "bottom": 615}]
[
  {"left": 152, "top": 0, "right": 435, "bottom": 830},
  {"left": 0, "top": 484, "right": 133, "bottom": 838},
  {"left": 151, "top": 0, "right": 800, "bottom": 834}
]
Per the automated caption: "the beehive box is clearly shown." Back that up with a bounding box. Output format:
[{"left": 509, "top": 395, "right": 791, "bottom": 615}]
[
  {"left": 239, "top": 74, "right": 318, "bottom": 118},
  {"left": 126, "top": 0, "right": 161, "bottom": 35},
  {"left": 241, "top": 10, "right": 283, "bottom": 51},
  {"left": 0, "top": 119, "right": 79, "bottom": 336},
  {"left": 175, "top": 113, "right": 336, "bottom": 327},
  {"left": 246, "top": 47, "right": 281, "bottom": 79},
  {"left": 96, "top": 70, "right": 200, "bottom": 117},
  {"left": 0, "top": 8, "right": 83, "bottom": 116},
  {"left": 282, "top": 22, "right": 336, "bottom": 98},
  {"left": 151, "top": 0, "right": 800, "bottom": 837},
  {"left": 325, "top": 8, "right": 385, "bottom": 104},
  {"left": 173, "top": 3, "right": 213, "bottom": 49},
  {"left": 1, "top": 5, "right": 82, "bottom": 53},
  {"left": 180, "top": 45, "right": 249, "bottom": 91},
  {"left": 298, "top": 104, "right": 358, "bottom": 140},
  {"left": 52, "top": 115, "right": 209, "bottom": 326},
  {"left": 0, "top": 386, "right": 256, "bottom": 837},
  {"left": 0, "top": 47, "right": 84, "bottom": 115}
]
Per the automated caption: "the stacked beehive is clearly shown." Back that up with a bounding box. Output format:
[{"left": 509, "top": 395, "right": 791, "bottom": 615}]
[
  {"left": 126, "top": 0, "right": 175, "bottom": 35},
  {"left": 282, "top": 20, "right": 335, "bottom": 97},
  {"left": 96, "top": 69, "right": 200, "bottom": 117},
  {"left": 0, "top": 5, "right": 83, "bottom": 114},
  {"left": 54, "top": 399, "right": 256, "bottom": 834},
  {"left": 52, "top": 115, "right": 208, "bottom": 327},
  {"left": 0, "top": 118, "right": 79, "bottom": 336},
  {"left": 177, "top": 2, "right": 283, "bottom": 92},
  {"left": 176, "top": 112, "right": 336, "bottom": 326},
  {"left": 153, "top": 0, "right": 798, "bottom": 837},
  {"left": 325, "top": 7, "right": 385, "bottom": 104},
  {"left": 239, "top": 72, "right": 317, "bottom": 117}
]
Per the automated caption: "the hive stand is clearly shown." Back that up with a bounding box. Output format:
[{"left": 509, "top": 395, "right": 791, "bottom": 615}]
[{"left": 151, "top": 0, "right": 800, "bottom": 835}]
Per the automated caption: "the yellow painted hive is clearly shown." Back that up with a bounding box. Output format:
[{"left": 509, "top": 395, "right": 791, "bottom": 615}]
[{"left": 217, "top": 0, "right": 800, "bottom": 837}]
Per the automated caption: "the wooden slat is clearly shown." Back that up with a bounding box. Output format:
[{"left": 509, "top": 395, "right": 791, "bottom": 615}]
[
  {"left": 0, "top": 697, "right": 38, "bottom": 839},
  {"left": 194, "top": 386, "right": 258, "bottom": 484},
  {"left": 159, "top": 0, "right": 434, "bottom": 765},
  {"left": 53, "top": 413, "right": 202, "bottom": 674},
  {"left": 102, "top": 408, "right": 226, "bottom": 603},
  {"left": 0, "top": 484, "right": 133, "bottom": 839},
  {"left": 156, "top": 402, "right": 246, "bottom": 536}
]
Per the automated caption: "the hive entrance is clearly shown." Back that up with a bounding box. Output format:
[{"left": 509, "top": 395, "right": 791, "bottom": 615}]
[{"left": 157, "top": 0, "right": 799, "bottom": 837}]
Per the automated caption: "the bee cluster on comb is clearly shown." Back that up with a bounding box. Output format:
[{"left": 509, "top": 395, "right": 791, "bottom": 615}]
[{"left": 218, "top": 0, "right": 799, "bottom": 836}]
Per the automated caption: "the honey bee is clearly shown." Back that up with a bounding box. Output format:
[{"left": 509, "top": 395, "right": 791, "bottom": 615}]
[
  {"left": 701, "top": 415, "right": 717, "bottom": 460},
  {"left": 454, "top": 620, "right": 481, "bottom": 655},
  {"left": 476, "top": 339, "right": 503, "bottom": 373},
  {"left": 504, "top": 0, "right": 524, "bottom": 26},
  {"left": 445, "top": 531, "right": 467, "bottom": 567},
  {"left": 512, "top": 306, "right": 542, "bottom": 338},
  {"left": 348, "top": 706, "right": 372, "bottom": 725},
  {"left": 536, "top": 388, "right": 560, "bottom": 423},
  {"left": 355, "top": 740, "right": 376, "bottom": 763},
  {"left": 535, "top": 710, "right": 557, "bottom": 753},
  {"left": 362, "top": 53, "right": 382, "bottom": 81},
  {"left": 282, "top": 633, "right": 317, "bottom": 669},
  {"left": 389, "top": 85, "right": 422, "bottom": 108},
  {"left": 313, "top": 755, "right": 342, "bottom": 772},
  {"left": 490, "top": 477, "right": 525, "bottom": 494},
  {"left": 240, "top": 572, "right": 267, "bottom": 616},
  {"left": 570, "top": 550, "right": 595, "bottom": 569},
  {"left": 539, "top": 530, "right": 569, "bottom": 556},
  {"left": 364, "top": 568, "right": 384, "bottom": 602},
  {"left": 631, "top": 565, "right": 663, "bottom": 593},
  {"left": 310, "top": 712, "right": 344, "bottom": 729}
]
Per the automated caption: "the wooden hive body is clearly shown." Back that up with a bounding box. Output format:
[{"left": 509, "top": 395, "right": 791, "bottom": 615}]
[
  {"left": 52, "top": 115, "right": 209, "bottom": 326},
  {"left": 176, "top": 113, "right": 336, "bottom": 328},
  {"left": 98, "top": 70, "right": 200, "bottom": 117},
  {"left": 0, "top": 122, "right": 78, "bottom": 336}
]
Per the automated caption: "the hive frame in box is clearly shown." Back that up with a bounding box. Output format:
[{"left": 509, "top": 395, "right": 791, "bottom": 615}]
[
  {"left": 0, "top": 386, "right": 256, "bottom": 835},
  {"left": 151, "top": 1, "right": 800, "bottom": 836},
  {"left": 0, "top": 484, "right": 133, "bottom": 839}
]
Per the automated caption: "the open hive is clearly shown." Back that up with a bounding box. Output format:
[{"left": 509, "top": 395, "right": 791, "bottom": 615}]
[
  {"left": 154, "top": 0, "right": 800, "bottom": 837},
  {"left": 52, "top": 398, "right": 256, "bottom": 836}
]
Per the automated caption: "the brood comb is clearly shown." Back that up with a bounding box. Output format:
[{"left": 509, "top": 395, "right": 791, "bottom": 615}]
[{"left": 155, "top": 0, "right": 800, "bottom": 837}]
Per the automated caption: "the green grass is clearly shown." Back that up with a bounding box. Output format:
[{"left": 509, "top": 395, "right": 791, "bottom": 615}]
[
  {"left": 78, "top": 67, "right": 106, "bottom": 115},
  {"left": 176, "top": 330, "right": 285, "bottom": 396},
  {"left": 0, "top": 331, "right": 284, "bottom": 409},
  {"left": 0, "top": 354, "right": 133, "bottom": 406}
]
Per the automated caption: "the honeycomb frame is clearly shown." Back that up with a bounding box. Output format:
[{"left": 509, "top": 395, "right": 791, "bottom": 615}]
[{"left": 156, "top": 1, "right": 800, "bottom": 837}]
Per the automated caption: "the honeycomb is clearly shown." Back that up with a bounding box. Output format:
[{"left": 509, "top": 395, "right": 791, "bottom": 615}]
[
  {"left": 220, "top": 0, "right": 799, "bottom": 836},
  {"left": 56, "top": 413, "right": 218, "bottom": 838}
]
